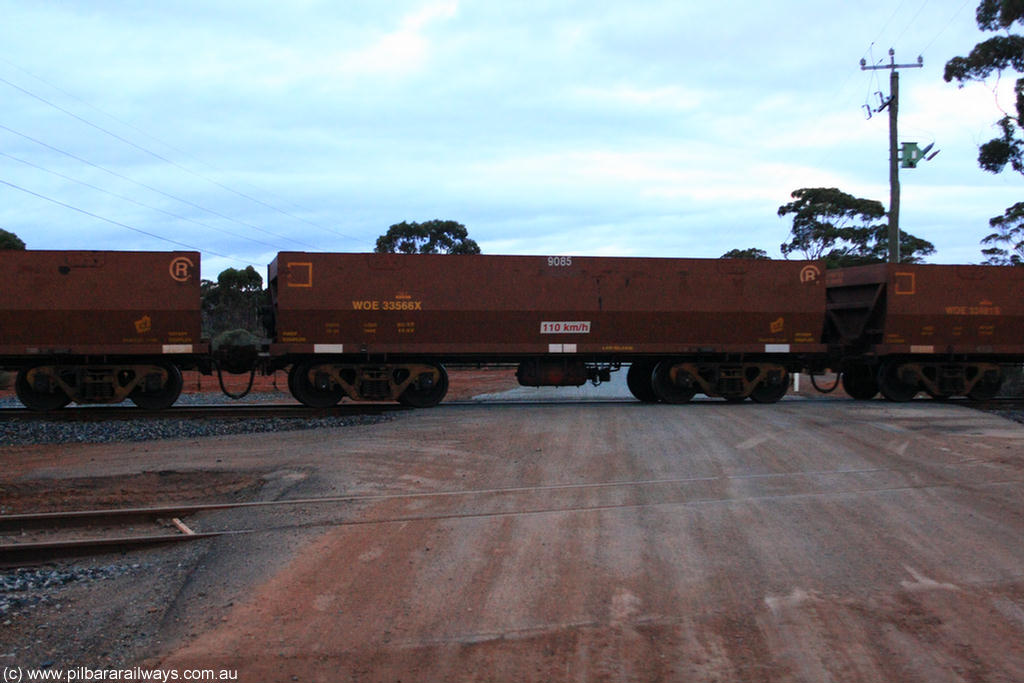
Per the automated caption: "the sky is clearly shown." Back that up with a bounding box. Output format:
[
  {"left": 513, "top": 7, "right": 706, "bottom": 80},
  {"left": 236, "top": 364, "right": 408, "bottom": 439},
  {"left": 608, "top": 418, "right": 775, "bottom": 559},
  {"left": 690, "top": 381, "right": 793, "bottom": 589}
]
[{"left": 0, "top": 0, "right": 1021, "bottom": 279}]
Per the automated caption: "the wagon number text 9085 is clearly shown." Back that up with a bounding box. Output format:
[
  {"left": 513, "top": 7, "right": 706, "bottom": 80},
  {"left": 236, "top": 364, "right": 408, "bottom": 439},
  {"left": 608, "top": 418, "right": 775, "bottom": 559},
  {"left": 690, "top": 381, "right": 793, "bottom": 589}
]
[{"left": 547, "top": 256, "right": 572, "bottom": 267}]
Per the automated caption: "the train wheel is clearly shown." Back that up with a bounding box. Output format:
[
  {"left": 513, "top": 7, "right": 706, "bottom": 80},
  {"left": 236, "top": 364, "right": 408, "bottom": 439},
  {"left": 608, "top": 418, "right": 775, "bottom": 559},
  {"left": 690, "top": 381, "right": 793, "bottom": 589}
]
[
  {"left": 130, "top": 363, "right": 183, "bottom": 410},
  {"left": 15, "top": 367, "right": 71, "bottom": 411},
  {"left": 841, "top": 365, "right": 878, "bottom": 400},
  {"left": 289, "top": 361, "right": 345, "bottom": 408},
  {"left": 398, "top": 364, "right": 449, "bottom": 408},
  {"left": 626, "top": 362, "right": 659, "bottom": 403},
  {"left": 651, "top": 361, "right": 697, "bottom": 404},
  {"left": 287, "top": 364, "right": 298, "bottom": 399},
  {"left": 877, "top": 361, "right": 918, "bottom": 402},
  {"left": 750, "top": 372, "right": 789, "bottom": 404},
  {"left": 397, "top": 366, "right": 450, "bottom": 409}
]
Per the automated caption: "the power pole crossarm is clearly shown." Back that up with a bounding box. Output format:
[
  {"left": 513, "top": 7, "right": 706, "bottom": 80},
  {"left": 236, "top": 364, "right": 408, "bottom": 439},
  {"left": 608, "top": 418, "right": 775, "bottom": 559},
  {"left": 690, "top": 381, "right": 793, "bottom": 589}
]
[{"left": 860, "top": 49, "right": 923, "bottom": 263}]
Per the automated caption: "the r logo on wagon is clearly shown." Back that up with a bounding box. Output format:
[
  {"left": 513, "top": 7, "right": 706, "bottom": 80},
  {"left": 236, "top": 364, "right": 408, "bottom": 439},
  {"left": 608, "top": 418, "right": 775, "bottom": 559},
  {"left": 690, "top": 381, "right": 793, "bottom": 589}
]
[
  {"left": 800, "top": 265, "right": 821, "bottom": 283},
  {"left": 169, "top": 256, "right": 194, "bottom": 282}
]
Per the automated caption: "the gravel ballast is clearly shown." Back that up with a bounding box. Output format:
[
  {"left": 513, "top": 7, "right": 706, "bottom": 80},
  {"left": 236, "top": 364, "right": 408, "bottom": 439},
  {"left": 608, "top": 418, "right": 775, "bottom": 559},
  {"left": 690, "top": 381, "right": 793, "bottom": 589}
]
[
  {"left": 0, "top": 393, "right": 392, "bottom": 445},
  {"left": 1, "top": 564, "right": 148, "bottom": 618}
]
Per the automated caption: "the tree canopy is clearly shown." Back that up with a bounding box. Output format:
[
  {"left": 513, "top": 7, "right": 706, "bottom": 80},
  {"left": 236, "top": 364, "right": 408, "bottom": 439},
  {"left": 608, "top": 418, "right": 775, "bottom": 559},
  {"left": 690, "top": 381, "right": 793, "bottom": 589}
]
[
  {"left": 944, "top": 0, "right": 1024, "bottom": 175},
  {"left": 0, "top": 229, "right": 25, "bottom": 250},
  {"left": 375, "top": 220, "right": 481, "bottom": 254},
  {"left": 720, "top": 247, "right": 770, "bottom": 260},
  {"left": 778, "top": 188, "right": 887, "bottom": 261},
  {"left": 201, "top": 266, "right": 267, "bottom": 338},
  {"left": 945, "top": 1, "right": 1024, "bottom": 263},
  {"left": 982, "top": 201, "right": 1024, "bottom": 264},
  {"left": 778, "top": 187, "right": 934, "bottom": 267},
  {"left": 216, "top": 265, "right": 263, "bottom": 293}
]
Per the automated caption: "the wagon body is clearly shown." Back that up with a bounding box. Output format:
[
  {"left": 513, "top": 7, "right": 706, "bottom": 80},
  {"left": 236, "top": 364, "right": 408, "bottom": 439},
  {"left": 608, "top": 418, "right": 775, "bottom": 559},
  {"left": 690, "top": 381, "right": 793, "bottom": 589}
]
[
  {"left": 825, "top": 263, "right": 1024, "bottom": 357},
  {"left": 0, "top": 250, "right": 203, "bottom": 360},
  {"left": 269, "top": 252, "right": 827, "bottom": 359},
  {"left": 825, "top": 263, "right": 1024, "bottom": 401}
]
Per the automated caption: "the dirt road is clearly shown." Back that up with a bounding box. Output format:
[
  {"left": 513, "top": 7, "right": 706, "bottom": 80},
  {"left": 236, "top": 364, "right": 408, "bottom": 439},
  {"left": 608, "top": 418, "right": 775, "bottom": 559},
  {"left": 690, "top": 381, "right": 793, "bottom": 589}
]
[{"left": 123, "top": 398, "right": 1024, "bottom": 682}]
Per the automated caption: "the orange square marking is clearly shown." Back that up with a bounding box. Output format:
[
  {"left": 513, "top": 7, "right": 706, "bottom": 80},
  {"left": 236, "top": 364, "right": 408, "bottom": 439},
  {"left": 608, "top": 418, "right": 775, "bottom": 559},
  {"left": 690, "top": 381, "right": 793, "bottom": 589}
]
[
  {"left": 894, "top": 271, "right": 915, "bottom": 295},
  {"left": 287, "top": 262, "right": 313, "bottom": 288}
]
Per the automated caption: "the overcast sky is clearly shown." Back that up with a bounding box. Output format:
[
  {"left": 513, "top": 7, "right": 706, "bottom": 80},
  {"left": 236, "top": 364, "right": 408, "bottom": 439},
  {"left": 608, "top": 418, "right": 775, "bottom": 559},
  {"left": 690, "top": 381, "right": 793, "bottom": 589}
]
[{"left": 1, "top": 1, "right": 1020, "bottom": 278}]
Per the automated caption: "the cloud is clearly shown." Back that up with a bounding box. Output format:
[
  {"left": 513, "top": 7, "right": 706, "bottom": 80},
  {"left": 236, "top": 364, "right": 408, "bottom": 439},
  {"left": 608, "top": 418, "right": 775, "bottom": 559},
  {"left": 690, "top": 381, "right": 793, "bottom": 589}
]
[
  {"left": 571, "top": 84, "right": 705, "bottom": 112},
  {"left": 332, "top": 1, "right": 458, "bottom": 78},
  {"left": 0, "top": 0, "right": 1019, "bottom": 270}
]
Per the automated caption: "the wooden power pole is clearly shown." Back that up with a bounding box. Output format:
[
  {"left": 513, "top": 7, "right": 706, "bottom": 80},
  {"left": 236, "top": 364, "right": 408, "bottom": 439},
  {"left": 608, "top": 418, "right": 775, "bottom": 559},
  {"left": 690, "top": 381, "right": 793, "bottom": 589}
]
[{"left": 860, "top": 49, "right": 922, "bottom": 263}]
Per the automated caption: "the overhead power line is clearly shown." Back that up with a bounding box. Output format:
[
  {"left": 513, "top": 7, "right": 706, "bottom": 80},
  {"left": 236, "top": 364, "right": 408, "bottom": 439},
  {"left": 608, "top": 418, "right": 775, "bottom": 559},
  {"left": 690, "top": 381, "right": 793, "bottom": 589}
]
[
  {"left": 918, "top": 0, "right": 973, "bottom": 57},
  {"left": 0, "top": 176, "right": 242, "bottom": 260},
  {"left": 0, "top": 122, "right": 320, "bottom": 250},
  {"left": 0, "top": 66, "right": 367, "bottom": 245},
  {"left": 891, "top": 0, "right": 931, "bottom": 48},
  {"left": 0, "top": 150, "right": 283, "bottom": 251},
  {"left": 867, "top": 0, "right": 913, "bottom": 52}
]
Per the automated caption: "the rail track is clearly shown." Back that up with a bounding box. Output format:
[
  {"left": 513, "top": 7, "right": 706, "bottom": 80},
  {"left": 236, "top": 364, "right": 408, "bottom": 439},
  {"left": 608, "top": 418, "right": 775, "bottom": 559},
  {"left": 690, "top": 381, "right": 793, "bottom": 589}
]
[
  {"left": 6, "top": 456, "right": 1024, "bottom": 568},
  {"left": 0, "top": 505, "right": 223, "bottom": 567}
]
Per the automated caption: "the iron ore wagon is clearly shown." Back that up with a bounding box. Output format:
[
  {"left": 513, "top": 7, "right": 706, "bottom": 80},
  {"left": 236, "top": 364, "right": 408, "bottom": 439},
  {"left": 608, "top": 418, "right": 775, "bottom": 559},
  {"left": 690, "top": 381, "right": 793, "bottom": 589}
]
[
  {"left": 0, "top": 250, "right": 204, "bottom": 410},
  {"left": 266, "top": 252, "right": 827, "bottom": 407},
  {"left": 825, "top": 263, "right": 1024, "bottom": 401}
]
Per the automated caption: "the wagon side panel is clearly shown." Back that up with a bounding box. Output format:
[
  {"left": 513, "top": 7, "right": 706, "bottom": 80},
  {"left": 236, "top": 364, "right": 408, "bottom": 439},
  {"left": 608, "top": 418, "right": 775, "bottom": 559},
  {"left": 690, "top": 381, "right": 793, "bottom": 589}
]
[
  {"left": 270, "top": 252, "right": 826, "bottom": 357},
  {"left": 0, "top": 250, "right": 202, "bottom": 356}
]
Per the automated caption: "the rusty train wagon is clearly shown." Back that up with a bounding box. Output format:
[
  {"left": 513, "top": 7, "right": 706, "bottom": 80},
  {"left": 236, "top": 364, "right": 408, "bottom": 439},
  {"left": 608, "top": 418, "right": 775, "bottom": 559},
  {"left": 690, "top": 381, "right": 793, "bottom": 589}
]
[
  {"left": 825, "top": 263, "right": 1024, "bottom": 401},
  {"left": 268, "top": 252, "right": 827, "bottom": 407},
  {"left": 0, "top": 250, "right": 204, "bottom": 410}
]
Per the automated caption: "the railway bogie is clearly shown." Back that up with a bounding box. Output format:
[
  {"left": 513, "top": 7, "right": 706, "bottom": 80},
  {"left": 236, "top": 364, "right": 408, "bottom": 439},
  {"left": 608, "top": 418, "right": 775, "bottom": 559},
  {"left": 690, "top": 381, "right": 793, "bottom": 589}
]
[
  {"left": 871, "top": 359, "right": 1003, "bottom": 402},
  {"left": 646, "top": 359, "right": 790, "bottom": 403},
  {"left": 287, "top": 360, "right": 449, "bottom": 407},
  {"left": 15, "top": 361, "right": 185, "bottom": 410}
]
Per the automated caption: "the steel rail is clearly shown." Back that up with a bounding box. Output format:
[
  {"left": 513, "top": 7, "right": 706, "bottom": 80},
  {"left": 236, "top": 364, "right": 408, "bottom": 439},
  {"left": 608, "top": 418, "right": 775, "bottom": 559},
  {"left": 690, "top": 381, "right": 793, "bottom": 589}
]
[
  {"left": 6, "top": 469, "right": 1023, "bottom": 567},
  {"left": 0, "top": 532, "right": 222, "bottom": 568}
]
